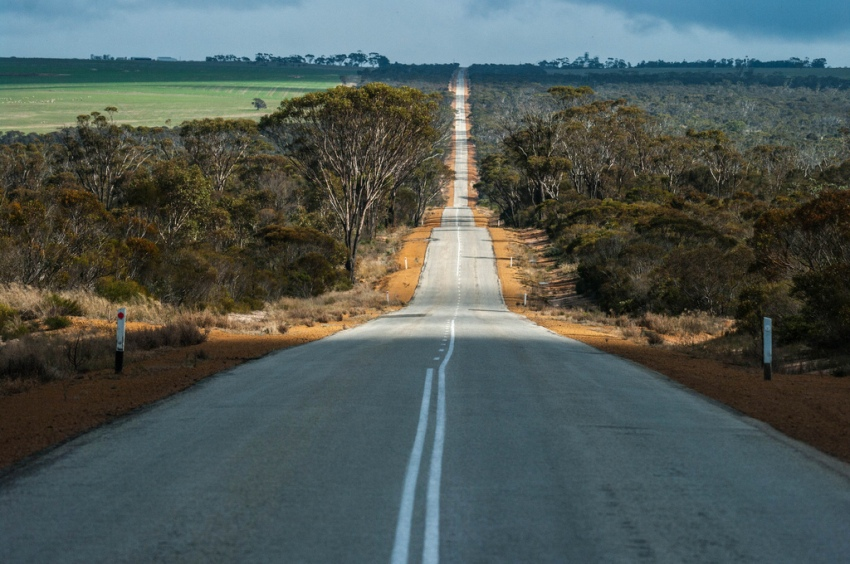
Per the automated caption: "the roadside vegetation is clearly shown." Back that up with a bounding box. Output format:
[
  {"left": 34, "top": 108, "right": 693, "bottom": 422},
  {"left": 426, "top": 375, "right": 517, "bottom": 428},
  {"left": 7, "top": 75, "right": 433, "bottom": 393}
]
[
  {"left": 470, "top": 67, "right": 850, "bottom": 373},
  {"left": 0, "top": 65, "right": 457, "bottom": 391}
]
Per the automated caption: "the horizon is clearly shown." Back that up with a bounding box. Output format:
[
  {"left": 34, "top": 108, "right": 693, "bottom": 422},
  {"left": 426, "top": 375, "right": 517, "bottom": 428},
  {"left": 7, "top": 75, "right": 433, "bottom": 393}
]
[
  {"left": 3, "top": 54, "right": 845, "bottom": 69},
  {"left": 2, "top": 1, "right": 850, "bottom": 68}
]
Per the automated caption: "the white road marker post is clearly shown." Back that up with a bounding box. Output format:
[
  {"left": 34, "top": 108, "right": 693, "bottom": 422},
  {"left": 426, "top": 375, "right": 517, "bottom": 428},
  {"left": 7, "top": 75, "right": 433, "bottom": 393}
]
[
  {"left": 763, "top": 317, "right": 773, "bottom": 381},
  {"left": 510, "top": 257, "right": 513, "bottom": 268},
  {"left": 115, "top": 308, "right": 126, "bottom": 374},
  {"left": 405, "top": 257, "right": 408, "bottom": 270}
]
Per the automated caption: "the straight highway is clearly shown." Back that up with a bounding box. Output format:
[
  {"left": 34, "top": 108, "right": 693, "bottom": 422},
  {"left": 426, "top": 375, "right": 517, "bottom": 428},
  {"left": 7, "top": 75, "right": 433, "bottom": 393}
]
[{"left": 2, "top": 69, "right": 850, "bottom": 563}]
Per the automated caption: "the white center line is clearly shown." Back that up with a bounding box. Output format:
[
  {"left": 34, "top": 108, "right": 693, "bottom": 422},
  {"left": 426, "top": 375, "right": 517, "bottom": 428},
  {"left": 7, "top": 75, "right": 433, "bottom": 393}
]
[
  {"left": 423, "top": 319, "right": 454, "bottom": 564},
  {"left": 390, "top": 368, "right": 435, "bottom": 564}
]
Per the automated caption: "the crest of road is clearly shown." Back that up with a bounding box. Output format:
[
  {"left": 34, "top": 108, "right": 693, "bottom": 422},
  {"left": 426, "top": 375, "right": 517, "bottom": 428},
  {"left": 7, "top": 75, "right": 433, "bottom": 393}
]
[{"left": 2, "top": 70, "right": 850, "bottom": 563}]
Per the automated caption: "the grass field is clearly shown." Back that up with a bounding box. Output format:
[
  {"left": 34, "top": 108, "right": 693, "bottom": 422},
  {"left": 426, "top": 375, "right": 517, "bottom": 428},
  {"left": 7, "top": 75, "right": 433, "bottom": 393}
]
[{"left": 0, "top": 58, "right": 345, "bottom": 133}]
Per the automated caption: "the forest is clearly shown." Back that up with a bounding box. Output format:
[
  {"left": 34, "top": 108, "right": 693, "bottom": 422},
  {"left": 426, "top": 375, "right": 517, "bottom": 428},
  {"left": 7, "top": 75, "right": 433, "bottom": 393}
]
[{"left": 469, "top": 66, "right": 850, "bottom": 357}]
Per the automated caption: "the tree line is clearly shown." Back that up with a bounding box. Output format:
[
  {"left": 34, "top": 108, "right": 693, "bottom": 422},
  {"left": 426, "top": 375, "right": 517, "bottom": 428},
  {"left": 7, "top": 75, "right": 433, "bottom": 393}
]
[
  {"left": 473, "top": 85, "right": 850, "bottom": 351},
  {"left": 537, "top": 54, "right": 828, "bottom": 70},
  {"left": 206, "top": 52, "right": 391, "bottom": 68},
  {"left": 469, "top": 64, "right": 850, "bottom": 92},
  {"left": 0, "top": 83, "right": 453, "bottom": 314}
]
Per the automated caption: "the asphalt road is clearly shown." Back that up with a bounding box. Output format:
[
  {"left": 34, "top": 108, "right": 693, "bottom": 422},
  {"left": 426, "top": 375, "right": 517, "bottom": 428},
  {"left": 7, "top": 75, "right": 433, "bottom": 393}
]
[{"left": 2, "top": 70, "right": 850, "bottom": 563}]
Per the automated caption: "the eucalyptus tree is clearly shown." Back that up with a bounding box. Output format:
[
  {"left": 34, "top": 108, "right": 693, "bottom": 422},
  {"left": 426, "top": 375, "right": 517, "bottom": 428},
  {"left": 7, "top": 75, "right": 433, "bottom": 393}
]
[
  {"left": 179, "top": 118, "right": 264, "bottom": 193},
  {"left": 686, "top": 129, "right": 745, "bottom": 197},
  {"left": 404, "top": 158, "right": 452, "bottom": 227},
  {"left": 260, "top": 83, "right": 444, "bottom": 280},
  {"left": 60, "top": 108, "right": 149, "bottom": 210},
  {"left": 502, "top": 112, "right": 572, "bottom": 204}
]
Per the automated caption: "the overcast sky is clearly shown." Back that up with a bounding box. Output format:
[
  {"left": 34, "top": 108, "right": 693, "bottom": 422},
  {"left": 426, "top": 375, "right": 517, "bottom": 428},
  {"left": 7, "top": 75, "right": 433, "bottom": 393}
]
[{"left": 2, "top": 0, "right": 850, "bottom": 66}]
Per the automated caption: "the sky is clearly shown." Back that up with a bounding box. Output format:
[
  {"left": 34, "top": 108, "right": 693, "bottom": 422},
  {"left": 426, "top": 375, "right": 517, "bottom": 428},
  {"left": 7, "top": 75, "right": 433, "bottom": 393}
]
[{"left": 2, "top": 0, "right": 850, "bottom": 67}]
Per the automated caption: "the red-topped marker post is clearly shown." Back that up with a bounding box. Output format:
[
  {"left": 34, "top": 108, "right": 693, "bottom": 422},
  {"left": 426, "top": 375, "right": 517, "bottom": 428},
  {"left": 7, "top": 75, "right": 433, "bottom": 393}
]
[{"left": 116, "top": 308, "right": 126, "bottom": 374}]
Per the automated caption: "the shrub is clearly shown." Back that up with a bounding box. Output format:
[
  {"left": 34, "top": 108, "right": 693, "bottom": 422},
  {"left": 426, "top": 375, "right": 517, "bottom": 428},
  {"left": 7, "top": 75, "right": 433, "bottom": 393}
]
[
  {"left": 0, "top": 302, "right": 32, "bottom": 341},
  {"left": 62, "top": 331, "right": 113, "bottom": 373},
  {"left": 643, "top": 329, "right": 664, "bottom": 345},
  {"left": 0, "top": 336, "right": 65, "bottom": 382},
  {"left": 0, "top": 302, "right": 18, "bottom": 340},
  {"left": 45, "top": 294, "right": 83, "bottom": 317},
  {"left": 127, "top": 320, "right": 208, "bottom": 351},
  {"left": 95, "top": 277, "right": 148, "bottom": 303},
  {"left": 44, "top": 316, "right": 72, "bottom": 331}
]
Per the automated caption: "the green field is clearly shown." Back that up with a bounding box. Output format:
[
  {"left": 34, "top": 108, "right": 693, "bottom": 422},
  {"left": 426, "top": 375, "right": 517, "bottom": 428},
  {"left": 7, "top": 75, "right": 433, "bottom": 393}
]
[{"left": 0, "top": 58, "right": 345, "bottom": 133}]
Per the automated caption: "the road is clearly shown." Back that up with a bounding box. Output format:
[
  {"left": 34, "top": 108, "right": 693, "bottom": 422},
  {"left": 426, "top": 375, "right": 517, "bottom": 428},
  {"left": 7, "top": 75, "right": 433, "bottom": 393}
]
[{"left": 3, "top": 69, "right": 850, "bottom": 563}]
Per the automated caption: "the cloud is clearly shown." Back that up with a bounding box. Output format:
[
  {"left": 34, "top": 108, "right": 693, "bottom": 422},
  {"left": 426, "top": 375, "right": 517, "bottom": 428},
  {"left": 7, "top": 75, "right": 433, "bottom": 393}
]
[
  {"left": 470, "top": 0, "right": 850, "bottom": 39},
  {"left": 2, "top": 0, "right": 850, "bottom": 67},
  {"left": 1, "top": 0, "right": 302, "bottom": 20}
]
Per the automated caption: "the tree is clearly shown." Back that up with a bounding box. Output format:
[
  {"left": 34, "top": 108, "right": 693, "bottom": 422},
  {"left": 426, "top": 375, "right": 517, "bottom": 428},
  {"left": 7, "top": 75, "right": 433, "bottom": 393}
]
[
  {"left": 686, "top": 129, "right": 744, "bottom": 197},
  {"left": 556, "top": 99, "right": 629, "bottom": 199},
  {"left": 252, "top": 98, "right": 267, "bottom": 111},
  {"left": 476, "top": 153, "right": 525, "bottom": 226},
  {"left": 0, "top": 142, "right": 50, "bottom": 196},
  {"left": 748, "top": 144, "right": 797, "bottom": 194},
  {"left": 150, "top": 160, "right": 213, "bottom": 247},
  {"left": 61, "top": 108, "right": 149, "bottom": 210},
  {"left": 749, "top": 190, "right": 850, "bottom": 347},
  {"left": 502, "top": 113, "right": 571, "bottom": 205},
  {"left": 405, "top": 159, "right": 451, "bottom": 226},
  {"left": 180, "top": 118, "right": 262, "bottom": 192},
  {"left": 260, "top": 83, "right": 444, "bottom": 280}
]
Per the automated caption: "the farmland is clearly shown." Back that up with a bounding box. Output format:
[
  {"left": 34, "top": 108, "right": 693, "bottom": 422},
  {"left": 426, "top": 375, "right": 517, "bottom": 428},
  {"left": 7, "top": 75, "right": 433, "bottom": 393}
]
[{"left": 0, "top": 58, "right": 344, "bottom": 133}]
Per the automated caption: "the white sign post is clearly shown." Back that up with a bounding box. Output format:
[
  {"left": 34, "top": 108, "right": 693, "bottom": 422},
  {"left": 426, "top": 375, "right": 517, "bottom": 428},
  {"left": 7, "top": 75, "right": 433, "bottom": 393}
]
[
  {"left": 763, "top": 317, "right": 772, "bottom": 381},
  {"left": 116, "top": 308, "right": 126, "bottom": 374}
]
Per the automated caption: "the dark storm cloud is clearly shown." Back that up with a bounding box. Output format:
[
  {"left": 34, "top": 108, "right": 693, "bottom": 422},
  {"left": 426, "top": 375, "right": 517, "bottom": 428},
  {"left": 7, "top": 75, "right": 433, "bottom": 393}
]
[
  {"left": 2, "top": 0, "right": 301, "bottom": 20},
  {"left": 473, "top": 0, "right": 850, "bottom": 39}
]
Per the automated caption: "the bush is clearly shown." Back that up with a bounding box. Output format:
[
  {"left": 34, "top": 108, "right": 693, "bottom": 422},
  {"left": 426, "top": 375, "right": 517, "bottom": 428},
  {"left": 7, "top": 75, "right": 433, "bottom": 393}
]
[
  {"left": 127, "top": 320, "right": 208, "bottom": 351},
  {"left": 0, "top": 302, "right": 32, "bottom": 341},
  {"left": 0, "top": 336, "right": 65, "bottom": 382},
  {"left": 44, "top": 316, "right": 72, "bottom": 331},
  {"left": 95, "top": 277, "right": 148, "bottom": 303},
  {"left": 45, "top": 294, "right": 83, "bottom": 317},
  {"left": 793, "top": 264, "right": 850, "bottom": 349}
]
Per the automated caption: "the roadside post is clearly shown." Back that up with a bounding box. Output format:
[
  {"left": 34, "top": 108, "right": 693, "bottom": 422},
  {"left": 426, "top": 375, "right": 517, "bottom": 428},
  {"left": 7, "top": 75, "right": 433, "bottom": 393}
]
[
  {"left": 116, "top": 308, "right": 126, "bottom": 374},
  {"left": 763, "top": 317, "right": 772, "bottom": 381}
]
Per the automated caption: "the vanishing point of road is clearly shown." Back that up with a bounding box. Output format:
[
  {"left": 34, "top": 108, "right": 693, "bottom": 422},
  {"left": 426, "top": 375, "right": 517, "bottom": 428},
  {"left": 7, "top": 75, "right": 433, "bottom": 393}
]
[{"left": 2, "top": 70, "right": 850, "bottom": 563}]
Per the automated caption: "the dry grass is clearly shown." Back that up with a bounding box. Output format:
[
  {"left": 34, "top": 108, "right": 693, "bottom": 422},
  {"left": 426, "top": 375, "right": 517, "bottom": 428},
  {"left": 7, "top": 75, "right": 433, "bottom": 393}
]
[
  {"left": 640, "top": 311, "right": 729, "bottom": 339},
  {"left": 530, "top": 305, "right": 731, "bottom": 347},
  {"left": 0, "top": 225, "right": 409, "bottom": 391},
  {"left": 356, "top": 227, "right": 410, "bottom": 282},
  {"left": 0, "top": 283, "right": 175, "bottom": 324}
]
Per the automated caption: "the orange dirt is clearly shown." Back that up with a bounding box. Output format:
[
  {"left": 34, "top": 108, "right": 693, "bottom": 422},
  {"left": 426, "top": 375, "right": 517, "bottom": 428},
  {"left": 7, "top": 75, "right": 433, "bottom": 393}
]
[
  {"left": 379, "top": 210, "right": 441, "bottom": 304},
  {"left": 490, "top": 227, "right": 850, "bottom": 464}
]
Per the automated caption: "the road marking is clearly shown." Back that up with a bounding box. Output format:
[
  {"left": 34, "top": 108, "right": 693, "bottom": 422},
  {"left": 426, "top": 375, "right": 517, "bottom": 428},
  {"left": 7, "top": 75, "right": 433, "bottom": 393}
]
[
  {"left": 423, "top": 319, "right": 454, "bottom": 564},
  {"left": 391, "top": 368, "right": 435, "bottom": 564},
  {"left": 393, "top": 70, "right": 465, "bottom": 564}
]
